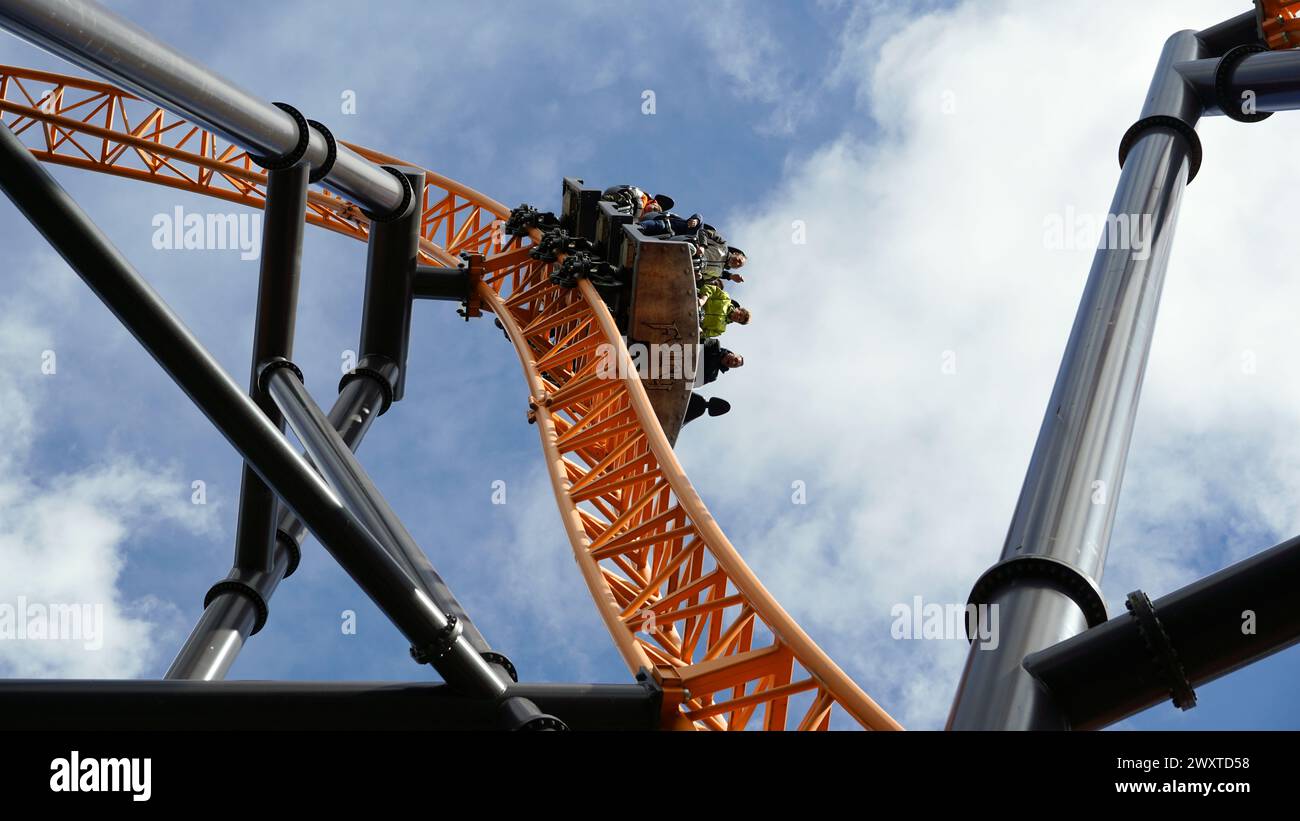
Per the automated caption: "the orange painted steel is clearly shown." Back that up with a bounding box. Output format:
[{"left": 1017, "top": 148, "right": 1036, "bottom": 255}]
[
  {"left": 1, "top": 64, "right": 901, "bottom": 731},
  {"left": 1260, "top": 1, "right": 1300, "bottom": 49}
]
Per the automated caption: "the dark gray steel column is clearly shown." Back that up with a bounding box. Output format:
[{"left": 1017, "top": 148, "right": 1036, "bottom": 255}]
[
  {"left": 413, "top": 265, "right": 470, "bottom": 301},
  {"left": 948, "top": 30, "right": 1207, "bottom": 730},
  {"left": 358, "top": 168, "right": 421, "bottom": 401},
  {"left": 164, "top": 373, "right": 390, "bottom": 681},
  {"left": 166, "top": 161, "right": 307, "bottom": 681},
  {"left": 0, "top": 0, "right": 407, "bottom": 216},
  {"left": 234, "top": 161, "right": 309, "bottom": 573},
  {"left": 350, "top": 169, "right": 498, "bottom": 654},
  {"left": 0, "top": 120, "right": 504, "bottom": 700}
]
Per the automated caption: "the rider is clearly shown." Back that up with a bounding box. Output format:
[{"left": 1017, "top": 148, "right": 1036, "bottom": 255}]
[
  {"left": 601, "top": 185, "right": 673, "bottom": 221},
  {"left": 638, "top": 209, "right": 704, "bottom": 240},
  {"left": 697, "top": 237, "right": 746, "bottom": 285},
  {"left": 701, "top": 337, "right": 744, "bottom": 385},
  {"left": 698, "top": 282, "right": 751, "bottom": 338}
]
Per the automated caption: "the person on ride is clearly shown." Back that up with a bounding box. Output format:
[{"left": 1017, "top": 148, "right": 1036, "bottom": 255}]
[
  {"left": 698, "top": 282, "right": 751, "bottom": 338},
  {"left": 636, "top": 193, "right": 674, "bottom": 222},
  {"left": 601, "top": 185, "right": 673, "bottom": 221},
  {"left": 684, "top": 341, "right": 743, "bottom": 427},
  {"left": 700, "top": 337, "right": 744, "bottom": 385},
  {"left": 698, "top": 245, "right": 747, "bottom": 286},
  {"left": 639, "top": 210, "right": 704, "bottom": 239}
]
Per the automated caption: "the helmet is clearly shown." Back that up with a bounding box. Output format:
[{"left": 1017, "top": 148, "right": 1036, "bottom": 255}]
[{"left": 600, "top": 185, "right": 645, "bottom": 215}]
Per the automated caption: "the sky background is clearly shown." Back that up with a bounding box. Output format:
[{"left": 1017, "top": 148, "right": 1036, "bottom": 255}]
[{"left": 2, "top": 0, "right": 1299, "bottom": 730}]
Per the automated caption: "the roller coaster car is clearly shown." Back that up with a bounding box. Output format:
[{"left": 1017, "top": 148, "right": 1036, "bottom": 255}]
[{"left": 562, "top": 178, "right": 702, "bottom": 446}]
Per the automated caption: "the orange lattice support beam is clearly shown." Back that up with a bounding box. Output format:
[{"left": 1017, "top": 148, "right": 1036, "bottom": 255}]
[
  {"left": 1259, "top": 0, "right": 1300, "bottom": 49},
  {"left": 1, "top": 62, "right": 903, "bottom": 731}
]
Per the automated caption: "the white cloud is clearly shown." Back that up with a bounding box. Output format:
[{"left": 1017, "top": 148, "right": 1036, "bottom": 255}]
[
  {"left": 677, "top": 0, "right": 1300, "bottom": 728},
  {"left": 0, "top": 265, "right": 218, "bottom": 678}
]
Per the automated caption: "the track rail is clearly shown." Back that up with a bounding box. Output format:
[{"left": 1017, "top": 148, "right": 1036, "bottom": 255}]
[{"left": 1, "top": 64, "right": 900, "bottom": 731}]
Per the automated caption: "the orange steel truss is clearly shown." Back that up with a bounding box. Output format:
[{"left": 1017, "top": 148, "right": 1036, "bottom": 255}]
[
  {"left": 1, "top": 64, "right": 900, "bottom": 731},
  {"left": 1260, "top": 0, "right": 1300, "bottom": 49}
]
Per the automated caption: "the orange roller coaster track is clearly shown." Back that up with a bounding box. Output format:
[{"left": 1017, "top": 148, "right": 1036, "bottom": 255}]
[{"left": 0, "top": 63, "right": 900, "bottom": 731}]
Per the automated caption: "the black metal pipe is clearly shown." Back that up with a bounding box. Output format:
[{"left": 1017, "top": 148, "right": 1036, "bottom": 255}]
[
  {"left": 261, "top": 361, "right": 492, "bottom": 651},
  {"left": 0, "top": 120, "right": 504, "bottom": 700},
  {"left": 359, "top": 167, "right": 421, "bottom": 401},
  {"left": 260, "top": 362, "right": 556, "bottom": 727},
  {"left": 165, "top": 372, "right": 390, "bottom": 681},
  {"left": 1024, "top": 534, "right": 1300, "bottom": 730},
  {"left": 1196, "top": 10, "right": 1263, "bottom": 57},
  {"left": 271, "top": 367, "right": 392, "bottom": 549},
  {"left": 233, "top": 160, "right": 309, "bottom": 574},
  {"left": 0, "top": 679, "right": 661, "bottom": 731},
  {"left": 164, "top": 547, "right": 293, "bottom": 680},
  {"left": 1177, "top": 48, "right": 1300, "bottom": 116},
  {"left": 0, "top": 0, "right": 409, "bottom": 216},
  {"left": 413, "top": 265, "right": 469, "bottom": 301}
]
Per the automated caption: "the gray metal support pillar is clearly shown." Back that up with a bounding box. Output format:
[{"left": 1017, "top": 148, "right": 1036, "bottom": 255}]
[
  {"left": 0, "top": 120, "right": 505, "bottom": 702},
  {"left": 357, "top": 167, "right": 421, "bottom": 401},
  {"left": 233, "top": 160, "right": 309, "bottom": 574},
  {"left": 947, "top": 30, "right": 1207, "bottom": 730},
  {"left": 166, "top": 160, "right": 308, "bottom": 681}
]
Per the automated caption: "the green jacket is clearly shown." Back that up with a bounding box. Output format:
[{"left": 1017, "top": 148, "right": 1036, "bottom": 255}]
[{"left": 699, "top": 283, "right": 733, "bottom": 338}]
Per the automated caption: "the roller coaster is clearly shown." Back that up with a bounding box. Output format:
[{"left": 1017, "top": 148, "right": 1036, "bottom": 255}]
[{"left": 2, "top": 0, "right": 1300, "bottom": 732}]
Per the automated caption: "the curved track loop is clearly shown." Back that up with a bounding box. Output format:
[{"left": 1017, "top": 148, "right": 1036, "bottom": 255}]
[{"left": 1, "top": 65, "right": 901, "bottom": 731}]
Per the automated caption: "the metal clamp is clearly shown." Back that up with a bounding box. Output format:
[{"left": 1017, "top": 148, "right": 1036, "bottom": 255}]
[
  {"left": 459, "top": 252, "right": 485, "bottom": 320},
  {"left": 1119, "top": 114, "right": 1203, "bottom": 183},
  {"left": 360, "top": 165, "right": 415, "bottom": 223},
  {"left": 256, "top": 356, "right": 304, "bottom": 395},
  {"left": 409, "top": 614, "right": 462, "bottom": 664},
  {"left": 306, "top": 118, "right": 338, "bottom": 181},
  {"left": 337, "top": 359, "right": 397, "bottom": 416},
  {"left": 203, "top": 579, "right": 269, "bottom": 635},
  {"left": 1215, "top": 44, "right": 1275, "bottom": 122},
  {"left": 248, "top": 102, "right": 311, "bottom": 170},
  {"left": 481, "top": 651, "right": 519, "bottom": 682},
  {"left": 1126, "top": 590, "right": 1197, "bottom": 711},
  {"left": 274, "top": 528, "right": 303, "bottom": 578},
  {"left": 966, "top": 554, "right": 1109, "bottom": 641}
]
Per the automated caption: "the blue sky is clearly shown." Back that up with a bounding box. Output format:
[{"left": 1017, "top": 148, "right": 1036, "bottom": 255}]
[{"left": 2, "top": 0, "right": 1299, "bottom": 730}]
